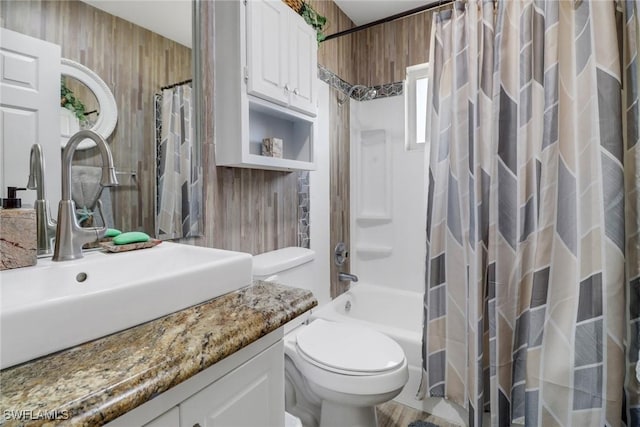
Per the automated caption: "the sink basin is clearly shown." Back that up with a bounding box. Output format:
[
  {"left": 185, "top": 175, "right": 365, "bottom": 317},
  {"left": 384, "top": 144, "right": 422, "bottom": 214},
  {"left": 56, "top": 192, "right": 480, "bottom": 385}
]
[{"left": 0, "top": 242, "right": 252, "bottom": 369}]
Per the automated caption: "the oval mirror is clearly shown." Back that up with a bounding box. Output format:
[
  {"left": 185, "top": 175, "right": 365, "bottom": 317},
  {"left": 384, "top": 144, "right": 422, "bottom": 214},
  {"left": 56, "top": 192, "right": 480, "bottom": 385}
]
[{"left": 60, "top": 58, "right": 117, "bottom": 150}]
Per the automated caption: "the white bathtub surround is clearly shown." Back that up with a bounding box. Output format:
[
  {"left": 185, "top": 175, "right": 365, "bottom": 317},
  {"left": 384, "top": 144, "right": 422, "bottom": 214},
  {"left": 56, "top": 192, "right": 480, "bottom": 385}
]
[
  {"left": 349, "top": 95, "right": 426, "bottom": 294},
  {"left": 308, "top": 82, "right": 331, "bottom": 306},
  {"left": 312, "top": 284, "right": 469, "bottom": 427},
  {"left": 346, "top": 94, "right": 467, "bottom": 424}
]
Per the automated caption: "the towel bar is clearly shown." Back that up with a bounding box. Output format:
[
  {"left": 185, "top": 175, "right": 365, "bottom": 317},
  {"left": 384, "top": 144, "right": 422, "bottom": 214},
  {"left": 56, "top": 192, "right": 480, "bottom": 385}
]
[{"left": 115, "top": 170, "right": 137, "bottom": 179}]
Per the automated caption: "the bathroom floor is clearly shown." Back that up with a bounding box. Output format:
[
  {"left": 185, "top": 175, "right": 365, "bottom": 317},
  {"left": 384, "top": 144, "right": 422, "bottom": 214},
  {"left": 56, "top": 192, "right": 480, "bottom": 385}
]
[{"left": 376, "top": 401, "right": 463, "bottom": 427}]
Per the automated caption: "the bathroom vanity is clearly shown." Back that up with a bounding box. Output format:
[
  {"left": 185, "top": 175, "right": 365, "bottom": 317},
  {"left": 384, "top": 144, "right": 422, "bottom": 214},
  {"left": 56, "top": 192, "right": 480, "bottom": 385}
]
[{"left": 0, "top": 282, "right": 317, "bottom": 427}]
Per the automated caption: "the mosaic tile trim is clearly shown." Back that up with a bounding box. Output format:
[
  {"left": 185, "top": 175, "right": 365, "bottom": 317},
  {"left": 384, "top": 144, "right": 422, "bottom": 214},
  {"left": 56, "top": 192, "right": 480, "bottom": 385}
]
[
  {"left": 297, "top": 171, "right": 310, "bottom": 249},
  {"left": 370, "top": 81, "right": 404, "bottom": 99},
  {"left": 154, "top": 93, "right": 162, "bottom": 217},
  {"left": 318, "top": 65, "right": 352, "bottom": 95},
  {"left": 317, "top": 65, "right": 404, "bottom": 101}
]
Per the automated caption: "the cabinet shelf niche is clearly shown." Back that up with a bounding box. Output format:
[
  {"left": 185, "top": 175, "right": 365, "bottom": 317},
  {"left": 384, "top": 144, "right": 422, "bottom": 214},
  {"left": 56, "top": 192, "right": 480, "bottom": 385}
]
[{"left": 248, "top": 98, "right": 313, "bottom": 168}]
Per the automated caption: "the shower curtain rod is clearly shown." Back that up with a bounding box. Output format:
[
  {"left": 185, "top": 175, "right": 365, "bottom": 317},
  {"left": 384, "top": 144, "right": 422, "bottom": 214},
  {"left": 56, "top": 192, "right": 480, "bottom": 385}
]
[
  {"left": 322, "top": 0, "right": 453, "bottom": 42},
  {"left": 160, "top": 78, "right": 192, "bottom": 91}
]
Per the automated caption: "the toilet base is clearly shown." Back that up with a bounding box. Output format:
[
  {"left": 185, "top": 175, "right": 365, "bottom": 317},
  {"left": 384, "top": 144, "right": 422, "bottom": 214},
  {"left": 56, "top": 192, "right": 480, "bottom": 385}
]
[
  {"left": 285, "top": 356, "right": 321, "bottom": 427},
  {"left": 311, "top": 381, "right": 402, "bottom": 427},
  {"left": 319, "top": 400, "right": 377, "bottom": 427}
]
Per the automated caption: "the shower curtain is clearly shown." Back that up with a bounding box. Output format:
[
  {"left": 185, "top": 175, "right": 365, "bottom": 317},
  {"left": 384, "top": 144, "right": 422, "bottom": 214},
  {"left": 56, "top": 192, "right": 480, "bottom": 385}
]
[
  {"left": 156, "top": 83, "right": 203, "bottom": 239},
  {"left": 420, "top": 1, "right": 640, "bottom": 426}
]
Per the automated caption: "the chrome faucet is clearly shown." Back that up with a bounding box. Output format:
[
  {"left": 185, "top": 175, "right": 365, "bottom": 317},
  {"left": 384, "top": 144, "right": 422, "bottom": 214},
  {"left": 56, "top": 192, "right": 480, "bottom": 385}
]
[
  {"left": 27, "top": 144, "right": 57, "bottom": 256},
  {"left": 338, "top": 272, "right": 359, "bottom": 283},
  {"left": 53, "top": 130, "right": 118, "bottom": 261}
]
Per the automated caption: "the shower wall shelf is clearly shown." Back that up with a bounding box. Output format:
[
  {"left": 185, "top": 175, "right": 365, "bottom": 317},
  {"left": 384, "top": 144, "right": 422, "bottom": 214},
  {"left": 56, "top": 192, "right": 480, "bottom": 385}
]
[
  {"left": 355, "top": 245, "right": 393, "bottom": 259},
  {"left": 213, "top": 0, "right": 317, "bottom": 171},
  {"left": 355, "top": 129, "right": 391, "bottom": 218},
  {"left": 356, "top": 217, "right": 392, "bottom": 226}
]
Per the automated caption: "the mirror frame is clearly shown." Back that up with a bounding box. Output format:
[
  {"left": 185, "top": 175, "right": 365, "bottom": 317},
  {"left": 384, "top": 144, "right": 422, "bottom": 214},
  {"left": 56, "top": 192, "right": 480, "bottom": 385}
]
[
  {"left": 193, "top": 0, "right": 202, "bottom": 178},
  {"left": 60, "top": 57, "right": 118, "bottom": 150}
]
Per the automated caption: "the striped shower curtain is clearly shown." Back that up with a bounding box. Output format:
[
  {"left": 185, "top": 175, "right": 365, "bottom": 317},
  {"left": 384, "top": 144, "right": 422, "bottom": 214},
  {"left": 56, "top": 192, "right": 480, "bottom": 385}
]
[
  {"left": 420, "top": 1, "right": 640, "bottom": 426},
  {"left": 156, "top": 84, "right": 203, "bottom": 239}
]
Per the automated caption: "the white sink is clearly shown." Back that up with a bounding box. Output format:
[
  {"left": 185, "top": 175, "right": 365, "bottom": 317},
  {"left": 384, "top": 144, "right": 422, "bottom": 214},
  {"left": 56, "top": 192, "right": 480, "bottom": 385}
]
[{"left": 0, "top": 242, "right": 252, "bottom": 369}]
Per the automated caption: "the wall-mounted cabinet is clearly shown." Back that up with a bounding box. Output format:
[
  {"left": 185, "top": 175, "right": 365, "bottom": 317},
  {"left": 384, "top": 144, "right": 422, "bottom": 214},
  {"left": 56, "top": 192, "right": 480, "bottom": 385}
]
[{"left": 214, "top": 0, "right": 317, "bottom": 171}]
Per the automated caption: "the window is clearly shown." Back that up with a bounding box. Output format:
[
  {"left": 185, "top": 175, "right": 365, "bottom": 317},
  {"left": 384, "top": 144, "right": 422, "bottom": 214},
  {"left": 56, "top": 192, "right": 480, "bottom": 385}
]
[{"left": 405, "top": 63, "right": 429, "bottom": 151}]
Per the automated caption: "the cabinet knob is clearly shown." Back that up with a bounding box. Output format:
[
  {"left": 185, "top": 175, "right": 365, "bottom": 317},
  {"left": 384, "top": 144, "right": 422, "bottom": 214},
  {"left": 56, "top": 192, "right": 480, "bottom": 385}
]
[
  {"left": 193, "top": 424, "right": 201, "bottom": 427},
  {"left": 284, "top": 84, "right": 291, "bottom": 92},
  {"left": 293, "top": 88, "right": 299, "bottom": 95}
]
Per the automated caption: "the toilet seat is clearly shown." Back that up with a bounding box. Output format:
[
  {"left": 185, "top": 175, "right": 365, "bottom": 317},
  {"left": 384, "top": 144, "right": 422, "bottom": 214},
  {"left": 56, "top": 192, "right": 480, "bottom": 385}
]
[
  {"left": 285, "top": 320, "right": 409, "bottom": 396},
  {"left": 295, "top": 319, "right": 405, "bottom": 376}
]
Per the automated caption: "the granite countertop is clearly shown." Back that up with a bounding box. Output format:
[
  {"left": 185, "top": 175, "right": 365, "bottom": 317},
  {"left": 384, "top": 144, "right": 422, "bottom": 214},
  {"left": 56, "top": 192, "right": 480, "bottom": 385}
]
[{"left": 0, "top": 281, "right": 317, "bottom": 427}]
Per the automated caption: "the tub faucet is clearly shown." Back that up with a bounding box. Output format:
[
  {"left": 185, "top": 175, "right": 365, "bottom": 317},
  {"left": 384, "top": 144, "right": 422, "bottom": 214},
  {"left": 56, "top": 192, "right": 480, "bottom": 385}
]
[
  {"left": 338, "top": 272, "right": 359, "bottom": 283},
  {"left": 53, "top": 130, "right": 118, "bottom": 261},
  {"left": 26, "top": 144, "right": 57, "bottom": 256}
]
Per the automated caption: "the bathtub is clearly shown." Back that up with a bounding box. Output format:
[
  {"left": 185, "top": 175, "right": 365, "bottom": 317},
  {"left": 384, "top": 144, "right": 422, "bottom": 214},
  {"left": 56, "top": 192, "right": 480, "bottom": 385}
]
[{"left": 311, "top": 283, "right": 469, "bottom": 427}]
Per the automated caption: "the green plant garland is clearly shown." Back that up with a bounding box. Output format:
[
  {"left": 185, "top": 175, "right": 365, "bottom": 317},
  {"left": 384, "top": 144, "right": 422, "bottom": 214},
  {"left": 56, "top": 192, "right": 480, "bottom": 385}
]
[
  {"left": 60, "top": 77, "right": 87, "bottom": 123},
  {"left": 300, "top": 2, "right": 327, "bottom": 43}
]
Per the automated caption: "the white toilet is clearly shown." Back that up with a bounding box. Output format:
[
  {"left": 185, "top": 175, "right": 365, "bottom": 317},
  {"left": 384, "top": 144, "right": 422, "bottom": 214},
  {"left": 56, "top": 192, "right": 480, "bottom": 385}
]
[{"left": 253, "top": 247, "right": 409, "bottom": 427}]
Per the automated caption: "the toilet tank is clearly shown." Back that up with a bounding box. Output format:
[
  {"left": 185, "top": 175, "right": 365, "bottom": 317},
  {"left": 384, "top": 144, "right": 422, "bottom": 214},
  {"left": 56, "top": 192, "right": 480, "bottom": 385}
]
[{"left": 253, "top": 247, "right": 315, "bottom": 290}]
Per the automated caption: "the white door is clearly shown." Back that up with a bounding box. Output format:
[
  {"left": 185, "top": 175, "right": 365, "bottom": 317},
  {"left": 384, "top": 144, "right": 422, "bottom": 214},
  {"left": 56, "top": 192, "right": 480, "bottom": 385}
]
[
  {"left": 0, "top": 28, "right": 61, "bottom": 214},
  {"left": 180, "top": 342, "right": 285, "bottom": 427},
  {"left": 288, "top": 12, "right": 317, "bottom": 116},
  {"left": 246, "top": 0, "right": 289, "bottom": 106}
]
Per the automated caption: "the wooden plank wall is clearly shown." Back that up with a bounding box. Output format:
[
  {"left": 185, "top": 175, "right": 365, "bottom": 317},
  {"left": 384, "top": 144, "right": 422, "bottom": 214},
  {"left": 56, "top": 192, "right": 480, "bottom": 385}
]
[
  {"left": 198, "top": 0, "right": 300, "bottom": 254},
  {"left": 353, "top": 9, "right": 437, "bottom": 87},
  {"left": 328, "top": 86, "right": 352, "bottom": 297},
  {"left": 310, "top": 0, "right": 357, "bottom": 85},
  {"left": 0, "top": 0, "right": 192, "bottom": 235},
  {"left": 307, "top": 1, "right": 356, "bottom": 296}
]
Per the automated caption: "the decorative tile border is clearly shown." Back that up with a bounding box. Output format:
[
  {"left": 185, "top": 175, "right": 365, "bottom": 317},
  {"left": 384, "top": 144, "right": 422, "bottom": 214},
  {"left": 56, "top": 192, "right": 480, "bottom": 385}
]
[
  {"left": 318, "top": 65, "right": 352, "bottom": 95},
  {"left": 297, "top": 170, "right": 310, "bottom": 249},
  {"left": 317, "top": 65, "right": 404, "bottom": 101},
  {"left": 370, "top": 81, "right": 404, "bottom": 99},
  {"left": 154, "top": 93, "right": 162, "bottom": 219}
]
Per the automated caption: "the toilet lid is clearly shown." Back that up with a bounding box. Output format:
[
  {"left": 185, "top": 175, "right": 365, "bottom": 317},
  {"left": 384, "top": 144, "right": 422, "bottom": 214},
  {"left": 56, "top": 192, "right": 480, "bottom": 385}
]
[{"left": 296, "top": 319, "right": 405, "bottom": 374}]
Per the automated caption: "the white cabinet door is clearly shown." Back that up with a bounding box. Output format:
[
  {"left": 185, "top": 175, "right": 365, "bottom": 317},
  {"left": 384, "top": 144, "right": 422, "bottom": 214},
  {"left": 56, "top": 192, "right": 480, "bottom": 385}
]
[
  {"left": 246, "top": 0, "right": 289, "bottom": 106},
  {"left": 180, "top": 341, "right": 284, "bottom": 427},
  {"left": 0, "top": 28, "right": 61, "bottom": 214},
  {"left": 288, "top": 14, "right": 317, "bottom": 116},
  {"left": 143, "top": 407, "right": 179, "bottom": 427}
]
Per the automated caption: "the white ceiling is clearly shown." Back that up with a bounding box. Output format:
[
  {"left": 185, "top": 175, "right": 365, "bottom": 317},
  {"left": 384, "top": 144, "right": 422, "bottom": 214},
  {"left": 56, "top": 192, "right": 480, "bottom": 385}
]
[
  {"left": 80, "top": 1, "right": 440, "bottom": 48},
  {"left": 81, "top": 0, "right": 192, "bottom": 48},
  {"left": 332, "top": 0, "right": 438, "bottom": 26}
]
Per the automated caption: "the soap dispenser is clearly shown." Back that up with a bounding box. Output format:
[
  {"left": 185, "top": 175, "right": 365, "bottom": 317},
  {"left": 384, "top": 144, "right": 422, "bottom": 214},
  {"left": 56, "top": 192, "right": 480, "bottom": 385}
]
[
  {"left": 1, "top": 186, "right": 26, "bottom": 208},
  {"left": 0, "top": 186, "right": 37, "bottom": 270}
]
